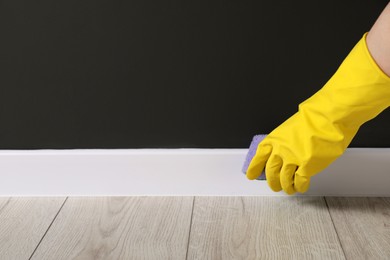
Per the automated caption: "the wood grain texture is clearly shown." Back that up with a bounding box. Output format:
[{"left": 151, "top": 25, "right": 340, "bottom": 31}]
[
  {"left": 0, "top": 197, "right": 66, "bottom": 260},
  {"left": 326, "top": 197, "right": 390, "bottom": 260},
  {"left": 187, "top": 196, "right": 345, "bottom": 260},
  {"left": 31, "top": 196, "right": 194, "bottom": 260}
]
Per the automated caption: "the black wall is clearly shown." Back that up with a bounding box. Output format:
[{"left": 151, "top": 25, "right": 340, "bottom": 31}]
[{"left": 1, "top": 0, "right": 390, "bottom": 149}]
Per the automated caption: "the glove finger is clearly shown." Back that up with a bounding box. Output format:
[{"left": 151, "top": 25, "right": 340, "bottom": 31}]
[
  {"left": 246, "top": 145, "right": 272, "bottom": 180},
  {"left": 265, "top": 153, "right": 283, "bottom": 192},
  {"left": 294, "top": 170, "right": 311, "bottom": 193},
  {"left": 280, "top": 163, "right": 297, "bottom": 195}
]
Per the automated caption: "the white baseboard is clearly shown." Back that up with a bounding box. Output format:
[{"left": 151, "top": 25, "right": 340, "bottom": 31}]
[{"left": 0, "top": 148, "right": 389, "bottom": 196}]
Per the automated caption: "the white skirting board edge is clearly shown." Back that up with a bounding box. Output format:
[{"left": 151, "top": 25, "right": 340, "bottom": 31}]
[{"left": 0, "top": 148, "right": 389, "bottom": 196}]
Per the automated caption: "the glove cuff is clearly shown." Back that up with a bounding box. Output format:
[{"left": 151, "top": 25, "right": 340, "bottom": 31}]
[
  {"left": 299, "top": 32, "right": 390, "bottom": 129},
  {"left": 362, "top": 32, "right": 390, "bottom": 82}
]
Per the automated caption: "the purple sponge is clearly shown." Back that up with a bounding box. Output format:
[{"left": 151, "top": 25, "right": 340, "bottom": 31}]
[{"left": 242, "top": 134, "right": 267, "bottom": 180}]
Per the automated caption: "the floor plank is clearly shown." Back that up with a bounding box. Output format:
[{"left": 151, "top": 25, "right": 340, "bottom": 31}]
[
  {"left": 326, "top": 197, "right": 390, "bottom": 260},
  {"left": 0, "top": 197, "right": 66, "bottom": 260},
  {"left": 187, "top": 196, "right": 345, "bottom": 260},
  {"left": 31, "top": 196, "right": 194, "bottom": 260}
]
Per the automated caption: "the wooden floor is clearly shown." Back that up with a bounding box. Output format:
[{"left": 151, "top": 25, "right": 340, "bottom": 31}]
[{"left": 0, "top": 197, "right": 389, "bottom": 260}]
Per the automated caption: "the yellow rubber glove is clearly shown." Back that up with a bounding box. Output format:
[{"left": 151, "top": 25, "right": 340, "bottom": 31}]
[{"left": 246, "top": 33, "right": 390, "bottom": 195}]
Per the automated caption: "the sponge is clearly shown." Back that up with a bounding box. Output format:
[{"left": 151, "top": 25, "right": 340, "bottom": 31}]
[{"left": 242, "top": 134, "right": 267, "bottom": 180}]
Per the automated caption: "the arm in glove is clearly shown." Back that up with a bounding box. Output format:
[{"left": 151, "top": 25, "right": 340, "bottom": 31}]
[{"left": 246, "top": 33, "right": 390, "bottom": 195}]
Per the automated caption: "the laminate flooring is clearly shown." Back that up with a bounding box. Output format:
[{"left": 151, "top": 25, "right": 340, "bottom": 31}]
[{"left": 0, "top": 197, "right": 389, "bottom": 260}]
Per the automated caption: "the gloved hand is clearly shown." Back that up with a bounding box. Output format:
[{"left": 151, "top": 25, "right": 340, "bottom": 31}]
[{"left": 246, "top": 33, "right": 390, "bottom": 195}]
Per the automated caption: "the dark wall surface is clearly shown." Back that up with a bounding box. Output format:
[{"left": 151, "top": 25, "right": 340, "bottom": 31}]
[{"left": 1, "top": 0, "right": 390, "bottom": 149}]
